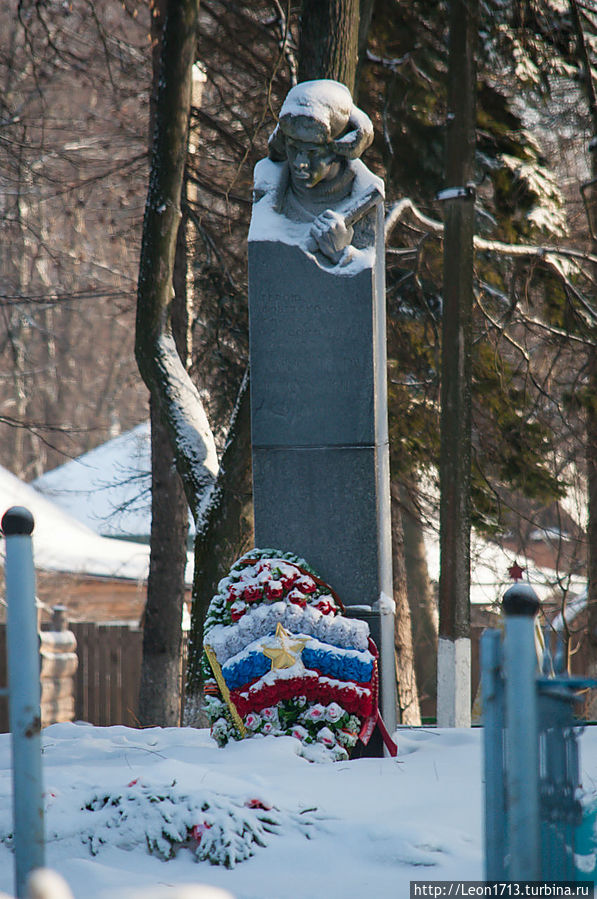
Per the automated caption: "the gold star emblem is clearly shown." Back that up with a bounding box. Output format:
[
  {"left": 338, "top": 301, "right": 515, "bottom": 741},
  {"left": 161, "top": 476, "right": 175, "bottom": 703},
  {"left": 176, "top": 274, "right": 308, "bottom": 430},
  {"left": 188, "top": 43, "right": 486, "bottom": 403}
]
[{"left": 262, "top": 623, "right": 307, "bottom": 671}]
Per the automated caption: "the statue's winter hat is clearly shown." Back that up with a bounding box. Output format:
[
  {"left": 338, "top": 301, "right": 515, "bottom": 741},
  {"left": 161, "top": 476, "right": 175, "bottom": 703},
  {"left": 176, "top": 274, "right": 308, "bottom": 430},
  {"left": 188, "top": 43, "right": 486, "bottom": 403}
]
[
  {"left": 279, "top": 80, "right": 353, "bottom": 141},
  {"left": 268, "top": 79, "right": 374, "bottom": 162}
]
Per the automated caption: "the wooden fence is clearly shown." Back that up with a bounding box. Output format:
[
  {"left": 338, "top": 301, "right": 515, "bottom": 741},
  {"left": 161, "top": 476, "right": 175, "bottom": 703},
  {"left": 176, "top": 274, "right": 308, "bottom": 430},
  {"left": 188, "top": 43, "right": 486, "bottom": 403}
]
[
  {"left": 70, "top": 622, "right": 143, "bottom": 727},
  {"left": 0, "top": 622, "right": 142, "bottom": 729},
  {"left": 0, "top": 622, "right": 189, "bottom": 731}
]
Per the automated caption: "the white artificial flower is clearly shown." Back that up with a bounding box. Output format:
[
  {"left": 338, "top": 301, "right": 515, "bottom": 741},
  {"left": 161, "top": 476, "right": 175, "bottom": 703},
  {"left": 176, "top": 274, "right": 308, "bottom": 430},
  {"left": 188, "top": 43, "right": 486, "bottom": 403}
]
[
  {"left": 325, "top": 702, "right": 345, "bottom": 723},
  {"left": 316, "top": 727, "right": 336, "bottom": 748},
  {"left": 302, "top": 703, "right": 326, "bottom": 723},
  {"left": 244, "top": 712, "right": 262, "bottom": 731}
]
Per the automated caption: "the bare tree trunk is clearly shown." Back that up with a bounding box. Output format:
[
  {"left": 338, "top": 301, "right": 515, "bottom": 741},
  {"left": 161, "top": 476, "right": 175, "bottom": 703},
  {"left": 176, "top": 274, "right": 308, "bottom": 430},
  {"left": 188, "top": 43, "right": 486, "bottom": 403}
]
[
  {"left": 298, "top": 0, "right": 359, "bottom": 92},
  {"left": 139, "top": 203, "right": 190, "bottom": 726},
  {"left": 185, "top": 376, "right": 254, "bottom": 721},
  {"left": 140, "top": 394, "right": 189, "bottom": 725},
  {"left": 400, "top": 482, "right": 438, "bottom": 716},
  {"left": 391, "top": 484, "right": 421, "bottom": 724},
  {"left": 135, "top": 0, "right": 215, "bottom": 523},
  {"left": 135, "top": 0, "right": 224, "bottom": 725},
  {"left": 356, "top": 0, "right": 375, "bottom": 98},
  {"left": 136, "top": 0, "right": 195, "bottom": 727}
]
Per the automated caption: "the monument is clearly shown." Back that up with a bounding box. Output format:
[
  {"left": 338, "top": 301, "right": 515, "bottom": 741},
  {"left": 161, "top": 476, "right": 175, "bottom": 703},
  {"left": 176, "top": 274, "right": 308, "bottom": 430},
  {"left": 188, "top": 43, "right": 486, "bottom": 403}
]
[{"left": 248, "top": 80, "right": 396, "bottom": 731}]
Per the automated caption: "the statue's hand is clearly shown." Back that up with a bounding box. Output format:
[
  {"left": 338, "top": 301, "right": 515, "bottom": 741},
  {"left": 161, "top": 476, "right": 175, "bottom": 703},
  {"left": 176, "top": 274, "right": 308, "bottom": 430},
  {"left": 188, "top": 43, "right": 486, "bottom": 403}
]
[{"left": 309, "top": 210, "right": 354, "bottom": 263}]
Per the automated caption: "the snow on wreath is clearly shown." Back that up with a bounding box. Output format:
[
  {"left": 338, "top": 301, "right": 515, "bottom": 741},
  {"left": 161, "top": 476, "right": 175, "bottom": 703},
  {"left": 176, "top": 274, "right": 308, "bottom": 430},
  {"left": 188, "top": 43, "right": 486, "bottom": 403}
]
[{"left": 203, "top": 548, "right": 396, "bottom": 761}]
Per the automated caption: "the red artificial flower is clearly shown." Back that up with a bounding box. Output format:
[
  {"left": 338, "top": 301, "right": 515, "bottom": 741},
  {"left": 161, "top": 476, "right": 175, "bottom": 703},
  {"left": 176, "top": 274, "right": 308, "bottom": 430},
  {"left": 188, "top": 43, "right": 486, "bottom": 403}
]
[
  {"left": 243, "top": 585, "right": 262, "bottom": 603},
  {"left": 280, "top": 572, "right": 298, "bottom": 590},
  {"left": 295, "top": 576, "right": 316, "bottom": 594},
  {"left": 288, "top": 589, "right": 307, "bottom": 607},
  {"left": 191, "top": 822, "right": 212, "bottom": 844},
  {"left": 230, "top": 605, "right": 247, "bottom": 622},
  {"left": 231, "top": 672, "right": 373, "bottom": 720},
  {"left": 265, "top": 581, "right": 284, "bottom": 600},
  {"left": 313, "top": 599, "right": 335, "bottom": 615},
  {"left": 227, "top": 584, "right": 244, "bottom": 604}
]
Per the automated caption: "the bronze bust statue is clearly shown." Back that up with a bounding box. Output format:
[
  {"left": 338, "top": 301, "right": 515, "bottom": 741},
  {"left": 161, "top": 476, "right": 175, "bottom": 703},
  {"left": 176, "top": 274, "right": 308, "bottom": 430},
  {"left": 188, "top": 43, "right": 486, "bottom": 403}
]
[{"left": 252, "top": 80, "right": 382, "bottom": 267}]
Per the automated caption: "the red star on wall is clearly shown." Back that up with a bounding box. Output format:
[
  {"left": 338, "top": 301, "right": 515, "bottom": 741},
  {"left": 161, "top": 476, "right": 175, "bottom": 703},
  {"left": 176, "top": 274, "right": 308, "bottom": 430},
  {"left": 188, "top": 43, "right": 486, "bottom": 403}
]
[{"left": 507, "top": 562, "right": 525, "bottom": 581}]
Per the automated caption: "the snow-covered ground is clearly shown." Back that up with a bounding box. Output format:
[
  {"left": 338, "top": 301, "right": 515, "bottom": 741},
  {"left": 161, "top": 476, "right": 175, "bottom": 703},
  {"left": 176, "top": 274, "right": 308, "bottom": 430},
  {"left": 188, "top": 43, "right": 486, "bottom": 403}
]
[{"left": 0, "top": 723, "right": 596, "bottom": 898}]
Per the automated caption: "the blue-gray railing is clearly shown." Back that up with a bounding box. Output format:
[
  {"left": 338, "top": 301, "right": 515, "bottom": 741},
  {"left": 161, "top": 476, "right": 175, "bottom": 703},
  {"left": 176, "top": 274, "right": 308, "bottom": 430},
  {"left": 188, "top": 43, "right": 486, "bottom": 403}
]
[
  {"left": 481, "top": 583, "right": 597, "bottom": 881},
  {"left": 2, "top": 506, "right": 45, "bottom": 898}
]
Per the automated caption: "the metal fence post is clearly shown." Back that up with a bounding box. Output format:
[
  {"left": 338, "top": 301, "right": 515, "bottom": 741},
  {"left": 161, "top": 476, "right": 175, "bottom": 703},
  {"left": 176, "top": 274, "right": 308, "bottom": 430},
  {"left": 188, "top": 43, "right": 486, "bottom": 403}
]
[
  {"left": 2, "top": 506, "right": 45, "bottom": 897},
  {"left": 502, "top": 582, "right": 541, "bottom": 880},
  {"left": 481, "top": 628, "right": 505, "bottom": 879}
]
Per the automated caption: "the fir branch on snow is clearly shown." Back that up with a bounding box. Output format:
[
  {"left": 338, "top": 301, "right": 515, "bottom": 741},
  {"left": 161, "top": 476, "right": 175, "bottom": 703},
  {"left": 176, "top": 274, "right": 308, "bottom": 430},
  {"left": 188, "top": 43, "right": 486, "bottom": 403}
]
[{"left": 55, "top": 781, "right": 320, "bottom": 869}]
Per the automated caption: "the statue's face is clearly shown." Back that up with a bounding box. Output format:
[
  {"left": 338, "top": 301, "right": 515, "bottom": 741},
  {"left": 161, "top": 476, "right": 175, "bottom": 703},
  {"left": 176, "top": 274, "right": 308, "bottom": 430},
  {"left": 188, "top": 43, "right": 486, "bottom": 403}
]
[
  {"left": 285, "top": 137, "right": 340, "bottom": 189},
  {"left": 282, "top": 117, "right": 340, "bottom": 189}
]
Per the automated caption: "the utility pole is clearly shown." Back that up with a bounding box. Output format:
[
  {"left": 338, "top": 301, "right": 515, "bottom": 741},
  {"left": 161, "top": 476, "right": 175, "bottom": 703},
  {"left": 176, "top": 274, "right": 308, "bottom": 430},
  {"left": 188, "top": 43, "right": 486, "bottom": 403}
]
[
  {"left": 436, "top": 0, "right": 479, "bottom": 727},
  {"left": 569, "top": 0, "right": 597, "bottom": 702}
]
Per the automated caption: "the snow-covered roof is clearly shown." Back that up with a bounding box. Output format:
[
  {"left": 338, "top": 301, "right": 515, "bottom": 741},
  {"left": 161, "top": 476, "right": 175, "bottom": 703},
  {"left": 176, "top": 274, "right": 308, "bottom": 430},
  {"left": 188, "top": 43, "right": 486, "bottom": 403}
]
[
  {"left": 32, "top": 421, "right": 215, "bottom": 539},
  {"left": 1, "top": 465, "right": 193, "bottom": 583},
  {"left": 32, "top": 422, "right": 156, "bottom": 537}
]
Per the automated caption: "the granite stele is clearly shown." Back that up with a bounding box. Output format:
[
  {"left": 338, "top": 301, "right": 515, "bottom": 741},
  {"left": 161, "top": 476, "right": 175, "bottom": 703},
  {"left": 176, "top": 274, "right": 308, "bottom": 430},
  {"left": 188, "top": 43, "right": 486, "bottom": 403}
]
[{"left": 248, "top": 80, "right": 396, "bottom": 729}]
